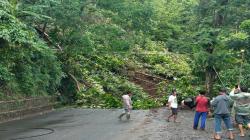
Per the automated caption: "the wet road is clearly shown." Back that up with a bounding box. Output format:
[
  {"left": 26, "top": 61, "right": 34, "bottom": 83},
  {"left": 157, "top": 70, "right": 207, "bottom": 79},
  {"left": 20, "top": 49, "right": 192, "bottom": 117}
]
[
  {"left": 0, "top": 108, "right": 249, "bottom": 140},
  {"left": 0, "top": 109, "right": 148, "bottom": 140}
]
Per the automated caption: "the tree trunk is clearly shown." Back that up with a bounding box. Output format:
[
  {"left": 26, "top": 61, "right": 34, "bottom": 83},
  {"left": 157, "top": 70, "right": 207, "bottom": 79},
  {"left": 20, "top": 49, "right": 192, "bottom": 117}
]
[{"left": 205, "top": 67, "right": 216, "bottom": 95}]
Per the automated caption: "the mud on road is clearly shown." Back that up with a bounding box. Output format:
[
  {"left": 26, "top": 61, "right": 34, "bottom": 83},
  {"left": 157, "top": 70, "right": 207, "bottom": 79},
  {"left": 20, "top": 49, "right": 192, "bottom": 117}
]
[
  {"left": 120, "top": 108, "right": 249, "bottom": 140},
  {"left": 123, "top": 108, "right": 213, "bottom": 140}
]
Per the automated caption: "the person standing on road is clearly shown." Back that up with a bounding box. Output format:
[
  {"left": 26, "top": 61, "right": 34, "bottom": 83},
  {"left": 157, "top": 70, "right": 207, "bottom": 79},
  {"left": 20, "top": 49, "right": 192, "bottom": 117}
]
[
  {"left": 167, "top": 89, "right": 179, "bottom": 123},
  {"left": 193, "top": 90, "right": 210, "bottom": 130},
  {"left": 230, "top": 86, "right": 250, "bottom": 137},
  {"left": 211, "top": 88, "right": 234, "bottom": 140},
  {"left": 229, "top": 84, "right": 241, "bottom": 125},
  {"left": 119, "top": 92, "right": 133, "bottom": 120}
]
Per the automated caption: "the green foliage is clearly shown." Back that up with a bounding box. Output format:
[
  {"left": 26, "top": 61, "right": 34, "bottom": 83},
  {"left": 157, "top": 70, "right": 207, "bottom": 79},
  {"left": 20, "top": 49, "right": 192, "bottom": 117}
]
[
  {"left": 240, "top": 20, "right": 250, "bottom": 33},
  {"left": 76, "top": 71, "right": 148, "bottom": 108},
  {"left": 133, "top": 46, "right": 191, "bottom": 78},
  {"left": 133, "top": 98, "right": 163, "bottom": 110},
  {"left": 0, "top": 0, "right": 62, "bottom": 97},
  {"left": 2, "top": 0, "right": 250, "bottom": 110}
]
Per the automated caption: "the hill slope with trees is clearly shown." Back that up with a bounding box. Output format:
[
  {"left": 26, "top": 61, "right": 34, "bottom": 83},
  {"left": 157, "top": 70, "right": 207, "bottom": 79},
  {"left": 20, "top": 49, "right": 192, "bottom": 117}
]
[{"left": 1, "top": 0, "right": 250, "bottom": 109}]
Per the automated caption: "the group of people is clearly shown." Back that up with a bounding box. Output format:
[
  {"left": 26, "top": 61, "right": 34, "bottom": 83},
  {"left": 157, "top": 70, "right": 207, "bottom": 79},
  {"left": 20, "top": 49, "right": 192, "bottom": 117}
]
[
  {"left": 169, "top": 86, "right": 250, "bottom": 140},
  {"left": 118, "top": 86, "right": 250, "bottom": 140}
]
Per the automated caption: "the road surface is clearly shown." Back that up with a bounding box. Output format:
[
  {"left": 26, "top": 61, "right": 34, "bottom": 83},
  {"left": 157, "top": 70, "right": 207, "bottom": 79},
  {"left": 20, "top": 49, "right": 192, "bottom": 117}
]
[{"left": 0, "top": 108, "right": 249, "bottom": 140}]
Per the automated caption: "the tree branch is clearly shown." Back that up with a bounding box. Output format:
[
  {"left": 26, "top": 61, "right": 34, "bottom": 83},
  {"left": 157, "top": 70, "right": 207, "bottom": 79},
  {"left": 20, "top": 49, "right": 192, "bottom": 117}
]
[
  {"left": 68, "top": 73, "right": 80, "bottom": 91},
  {"left": 35, "top": 27, "right": 63, "bottom": 52}
]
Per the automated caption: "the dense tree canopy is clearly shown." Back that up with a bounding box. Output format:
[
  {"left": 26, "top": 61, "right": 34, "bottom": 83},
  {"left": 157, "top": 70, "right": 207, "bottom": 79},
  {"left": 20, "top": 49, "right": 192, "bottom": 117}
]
[{"left": 1, "top": 0, "right": 250, "bottom": 108}]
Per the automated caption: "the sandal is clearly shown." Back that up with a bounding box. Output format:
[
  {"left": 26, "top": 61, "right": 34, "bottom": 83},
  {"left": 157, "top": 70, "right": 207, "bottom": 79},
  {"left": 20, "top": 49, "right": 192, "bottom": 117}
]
[
  {"left": 213, "top": 135, "right": 221, "bottom": 140},
  {"left": 239, "top": 134, "right": 245, "bottom": 137},
  {"left": 228, "top": 135, "right": 234, "bottom": 140}
]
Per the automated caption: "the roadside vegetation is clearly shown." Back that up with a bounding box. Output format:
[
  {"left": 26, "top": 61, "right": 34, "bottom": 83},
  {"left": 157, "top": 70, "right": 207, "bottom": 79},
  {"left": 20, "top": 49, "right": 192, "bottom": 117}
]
[{"left": 1, "top": 0, "right": 250, "bottom": 109}]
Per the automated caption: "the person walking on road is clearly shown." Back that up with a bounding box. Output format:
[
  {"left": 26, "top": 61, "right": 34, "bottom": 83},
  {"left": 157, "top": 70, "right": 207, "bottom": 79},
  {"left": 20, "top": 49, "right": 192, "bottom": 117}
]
[
  {"left": 211, "top": 88, "right": 234, "bottom": 140},
  {"left": 167, "top": 89, "right": 179, "bottom": 123},
  {"left": 119, "top": 92, "right": 133, "bottom": 120},
  {"left": 193, "top": 90, "right": 210, "bottom": 130}
]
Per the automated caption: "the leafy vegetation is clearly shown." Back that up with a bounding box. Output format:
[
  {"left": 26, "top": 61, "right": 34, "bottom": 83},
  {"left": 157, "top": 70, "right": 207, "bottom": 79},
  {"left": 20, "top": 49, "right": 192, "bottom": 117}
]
[
  {"left": 0, "top": 1, "right": 62, "bottom": 99},
  {"left": 1, "top": 0, "right": 250, "bottom": 108}
]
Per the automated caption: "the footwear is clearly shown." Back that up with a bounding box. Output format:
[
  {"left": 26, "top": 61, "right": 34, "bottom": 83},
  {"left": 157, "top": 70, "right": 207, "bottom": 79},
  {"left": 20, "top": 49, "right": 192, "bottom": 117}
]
[
  {"left": 126, "top": 114, "right": 130, "bottom": 120},
  {"left": 200, "top": 128, "right": 205, "bottom": 131},
  {"left": 228, "top": 134, "right": 234, "bottom": 139},
  {"left": 118, "top": 114, "right": 123, "bottom": 120},
  {"left": 214, "top": 137, "right": 221, "bottom": 140},
  {"left": 214, "top": 134, "right": 221, "bottom": 140},
  {"left": 239, "top": 134, "right": 245, "bottom": 137}
]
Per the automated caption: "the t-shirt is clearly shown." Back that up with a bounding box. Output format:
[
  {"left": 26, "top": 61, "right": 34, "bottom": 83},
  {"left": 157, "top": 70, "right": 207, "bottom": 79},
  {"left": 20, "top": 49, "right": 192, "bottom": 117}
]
[
  {"left": 230, "top": 92, "right": 250, "bottom": 115},
  {"left": 168, "top": 95, "right": 178, "bottom": 108},
  {"left": 195, "top": 95, "right": 209, "bottom": 112},
  {"left": 211, "top": 94, "right": 232, "bottom": 115},
  {"left": 122, "top": 95, "right": 132, "bottom": 109}
]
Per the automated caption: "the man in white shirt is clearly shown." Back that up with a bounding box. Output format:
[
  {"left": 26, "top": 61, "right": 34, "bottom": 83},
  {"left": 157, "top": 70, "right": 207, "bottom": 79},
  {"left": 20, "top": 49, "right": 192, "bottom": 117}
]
[
  {"left": 167, "top": 89, "right": 179, "bottom": 122},
  {"left": 119, "top": 92, "right": 132, "bottom": 120}
]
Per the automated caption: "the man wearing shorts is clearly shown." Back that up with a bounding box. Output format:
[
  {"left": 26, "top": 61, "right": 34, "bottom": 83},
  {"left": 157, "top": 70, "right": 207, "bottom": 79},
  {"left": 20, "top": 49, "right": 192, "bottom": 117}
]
[
  {"left": 119, "top": 92, "right": 132, "bottom": 120},
  {"left": 230, "top": 86, "right": 250, "bottom": 137},
  {"left": 167, "top": 89, "right": 179, "bottom": 123}
]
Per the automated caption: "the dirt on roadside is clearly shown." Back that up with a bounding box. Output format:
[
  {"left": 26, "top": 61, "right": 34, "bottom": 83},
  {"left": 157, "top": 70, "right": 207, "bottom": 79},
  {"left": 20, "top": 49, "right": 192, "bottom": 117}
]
[{"left": 118, "top": 108, "right": 249, "bottom": 140}]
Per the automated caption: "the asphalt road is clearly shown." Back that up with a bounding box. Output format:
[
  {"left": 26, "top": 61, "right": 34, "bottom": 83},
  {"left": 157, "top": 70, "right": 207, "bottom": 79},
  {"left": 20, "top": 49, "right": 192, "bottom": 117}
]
[
  {"left": 0, "top": 108, "right": 249, "bottom": 140},
  {"left": 0, "top": 109, "right": 148, "bottom": 140}
]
